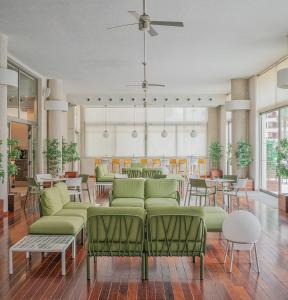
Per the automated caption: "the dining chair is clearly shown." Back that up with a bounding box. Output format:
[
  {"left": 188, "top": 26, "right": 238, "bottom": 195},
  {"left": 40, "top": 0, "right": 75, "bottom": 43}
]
[
  {"left": 95, "top": 158, "right": 102, "bottom": 167},
  {"left": 36, "top": 173, "right": 53, "bottom": 188},
  {"left": 185, "top": 178, "right": 216, "bottom": 206},
  {"left": 124, "top": 158, "right": 132, "bottom": 168},
  {"left": 169, "top": 158, "right": 178, "bottom": 173},
  {"left": 197, "top": 159, "right": 207, "bottom": 178},
  {"left": 140, "top": 158, "right": 148, "bottom": 167},
  {"left": 178, "top": 158, "right": 188, "bottom": 176},
  {"left": 222, "top": 178, "right": 248, "bottom": 211},
  {"left": 112, "top": 159, "right": 121, "bottom": 173},
  {"left": 66, "top": 177, "right": 83, "bottom": 201},
  {"left": 79, "top": 174, "right": 92, "bottom": 203}
]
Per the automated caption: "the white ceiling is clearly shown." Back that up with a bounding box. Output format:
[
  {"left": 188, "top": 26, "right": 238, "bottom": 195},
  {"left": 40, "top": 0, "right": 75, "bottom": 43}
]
[{"left": 1, "top": 0, "right": 288, "bottom": 97}]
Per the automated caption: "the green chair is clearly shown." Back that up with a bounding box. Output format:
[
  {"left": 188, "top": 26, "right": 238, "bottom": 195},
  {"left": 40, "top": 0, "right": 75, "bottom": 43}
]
[
  {"left": 122, "top": 168, "right": 142, "bottom": 178},
  {"left": 142, "top": 168, "right": 163, "bottom": 178},
  {"left": 185, "top": 179, "right": 216, "bottom": 207},
  {"left": 79, "top": 174, "right": 92, "bottom": 203},
  {"left": 86, "top": 207, "right": 146, "bottom": 280},
  {"left": 145, "top": 207, "right": 207, "bottom": 280},
  {"left": 153, "top": 174, "right": 167, "bottom": 179},
  {"left": 25, "top": 177, "right": 42, "bottom": 210},
  {"left": 95, "top": 164, "right": 114, "bottom": 182}
]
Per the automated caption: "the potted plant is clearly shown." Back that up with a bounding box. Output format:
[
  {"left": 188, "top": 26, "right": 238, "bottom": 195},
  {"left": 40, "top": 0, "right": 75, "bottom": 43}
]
[
  {"left": 208, "top": 141, "right": 223, "bottom": 178},
  {"left": 235, "top": 140, "right": 253, "bottom": 178},
  {"left": 44, "top": 138, "right": 62, "bottom": 177},
  {"left": 7, "top": 139, "right": 21, "bottom": 187},
  {"left": 227, "top": 143, "right": 232, "bottom": 174},
  {"left": 276, "top": 138, "right": 288, "bottom": 212},
  {"left": 62, "top": 139, "right": 80, "bottom": 172}
]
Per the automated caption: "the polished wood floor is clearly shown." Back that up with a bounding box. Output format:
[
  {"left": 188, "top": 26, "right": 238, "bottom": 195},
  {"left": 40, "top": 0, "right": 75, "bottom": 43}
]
[{"left": 0, "top": 190, "right": 288, "bottom": 300}]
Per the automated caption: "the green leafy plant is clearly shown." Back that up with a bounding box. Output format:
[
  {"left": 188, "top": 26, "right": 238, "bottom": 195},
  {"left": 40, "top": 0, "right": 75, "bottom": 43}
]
[
  {"left": 276, "top": 138, "right": 288, "bottom": 178},
  {"left": 62, "top": 139, "right": 80, "bottom": 171},
  {"left": 7, "top": 139, "right": 21, "bottom": 177},
  {"left": 235, "top": 140, "right": 253, "bottom": 169},
  {"left": 45, "top": 138, "right": 62, "bottom": 176},
  {"left": 0, "top": 140, "right": 4, "bottom": 183},
  {"left": 208, "top": 141, "right": 223, "bottom": 170},
  {"left": 227, "top": 143, "right": 232, "bottom": 167}
]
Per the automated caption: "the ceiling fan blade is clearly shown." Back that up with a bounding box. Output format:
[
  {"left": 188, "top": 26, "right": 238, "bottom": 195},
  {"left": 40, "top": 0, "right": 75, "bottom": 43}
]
[
  {"left": 150, "top": 21, "right": 184, "bottom": 27},
  {"left": 107, "top": 23, "right": 138, "bottom": 30},
  {"left": 128, "top": 11, "right": 141, "bottom": 20},
  {"left": 148, "top": 84, "right": 166, "bottom": 87},
  {"left": 148, "top": 26, "right": 158, "bottom": 37}
]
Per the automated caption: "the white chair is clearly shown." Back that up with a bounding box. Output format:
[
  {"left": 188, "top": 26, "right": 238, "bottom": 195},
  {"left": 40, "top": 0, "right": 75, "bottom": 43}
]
[
  {"left": 66, "top": 177, "right": 83, "bottom": 201},
  {"left": 223, "top": 178, "right": 248, "bottom": 211},
  {"left": 222, "top": 210, "right": 261, "bottom": 273},
  {"left": 36, "top": 174, "right": 53, "bottom": 188}
]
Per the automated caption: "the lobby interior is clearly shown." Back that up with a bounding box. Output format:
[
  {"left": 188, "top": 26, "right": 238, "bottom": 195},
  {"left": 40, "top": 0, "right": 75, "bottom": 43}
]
[{"left": 1, "top": 1, "right": 288, "bottom": 299}]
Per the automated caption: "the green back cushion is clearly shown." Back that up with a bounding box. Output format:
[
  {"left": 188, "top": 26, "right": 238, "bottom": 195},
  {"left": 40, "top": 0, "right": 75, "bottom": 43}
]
[
  {"left": 96, "top": 164, "right": 109, "bottom": 178},
  {"left": 87, "top": 207, "right": 145, "bottom": 252},
  {"left": 147, "top": 207, "right": 206, "bottom": 248},
  {"left": 113, "top": 179, "right": 145, "bottom": 199},
  {"left": 131, "top": 163, "right": 146, "bottom": 169},
  {"left": 145, "top": 179, "right": 177, "bottom": 199},
  {"left": 55, "top": 182, "right": 70, "bottom": 205},
  {"left": 40, "top": 187, "right": 63, "bottom": 216}
]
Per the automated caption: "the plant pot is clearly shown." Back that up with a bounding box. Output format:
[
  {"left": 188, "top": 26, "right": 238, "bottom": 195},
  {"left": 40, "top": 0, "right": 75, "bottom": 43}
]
[{"left": 210, "top": 169, "right": 223, "bottom": 179}]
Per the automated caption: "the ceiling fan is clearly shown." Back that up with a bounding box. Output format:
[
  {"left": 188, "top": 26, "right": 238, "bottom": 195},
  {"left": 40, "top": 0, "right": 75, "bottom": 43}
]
[{"left": 108, "top": 0, "right": 184, "bottom": 36}]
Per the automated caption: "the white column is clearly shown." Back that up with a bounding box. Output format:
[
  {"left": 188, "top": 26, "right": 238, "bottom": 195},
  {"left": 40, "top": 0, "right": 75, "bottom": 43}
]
[{"left": 0, "top": 34, "right": 8, "bottom": 211}]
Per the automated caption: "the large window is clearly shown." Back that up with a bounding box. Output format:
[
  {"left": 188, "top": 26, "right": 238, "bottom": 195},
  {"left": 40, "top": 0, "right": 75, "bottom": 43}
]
[{"left": 84, "top": 107, "right": 208, "bottom": 157}]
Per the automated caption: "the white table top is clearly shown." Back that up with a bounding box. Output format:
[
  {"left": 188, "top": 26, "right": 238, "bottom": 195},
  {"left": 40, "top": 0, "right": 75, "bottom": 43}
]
[
  {"left": 206, "top": 178, "right": 235, "bottom": 183},
  {"left": 10, "top": 235, "right": 74, "bottom": 252}
]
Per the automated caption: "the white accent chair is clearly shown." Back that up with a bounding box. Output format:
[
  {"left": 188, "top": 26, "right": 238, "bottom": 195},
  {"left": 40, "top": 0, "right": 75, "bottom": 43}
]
[
  {"left": 36, "top": 173, "right": 53, "bottom": 188},
  {"left": 222, "top": 210, "right": 261, "bottom": 273},
  {"left": 66, "top": 177, "right": 83, "bottom": 201}
]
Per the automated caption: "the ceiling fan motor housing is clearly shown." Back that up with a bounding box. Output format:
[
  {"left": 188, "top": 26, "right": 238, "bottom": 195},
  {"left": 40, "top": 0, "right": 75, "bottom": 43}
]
[
  {"left": 142, "top": 80, "right": 148, "bottom": 89},
  {"left": 139, "top": 14, "right": 150, "bottom": 31}
]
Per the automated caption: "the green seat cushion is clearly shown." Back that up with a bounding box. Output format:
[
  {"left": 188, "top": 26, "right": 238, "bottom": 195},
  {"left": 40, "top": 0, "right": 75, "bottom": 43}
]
[
  {"left": 202, "top": 207, "right": 227, "bottom": 232},
  {"left": 29, "top": 216, "right": 83, "bottom": 235},
  {"left": 145, "top": 179, "right": 178, "bottom": 199},
  {"left": 111, "top": 197, "right": 144, "bottom": 208},
  {"left": 88, "top": 206, "right": 146, "bottom": 220},
  {"left": 167, "top": 174, "right": 184, "bottom": 181},
  {"left": 55, "top": 208, "right": 87, "bottom": 222},
  {"left": 144, "top": 197, "right": 178, "bottom": 208},
  {"left": 113, "top": 179, "right": 145, "bottom": 199},
  {"left": 64, "top": 201, "right": 92, "bottom": 209},
  {"left": 97, "top": 175, "right": 114, "bottom": 182},
  {"left": 40, "top": 187, "right": 63, "bottom": 216},
  {"left": 55, "top": 182, "right": 70, "bottom": 205}
]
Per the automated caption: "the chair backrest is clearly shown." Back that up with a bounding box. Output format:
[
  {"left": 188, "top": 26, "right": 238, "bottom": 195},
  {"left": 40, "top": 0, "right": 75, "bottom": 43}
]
[
  {"left": 79, "top": 174, "right": 89, "bottom": 183},
  {"left": 152, "top": 159, "right": 161, "bottom": 165},
  {"left": 112, "top": 159, "right": 120, "bottom": 164},
  {"left": 189, "top": 178, "right": 207, "bottom": 189},
  {"left": 36, "top": 173, "right": 52, "bottom": 183},
  {"left": 146, "top": 207, "right": 206, "bottom": 256},
  {"left": 66, "top": 177, "right": 83, "bottom": 188},
  {"left": 124, "top": 158, "right": 132, "bottom": 167},
  {"left": 142, "top": 168, "right": 163, "bottom": 178},
  {"left": 55, "top": 182, "right": 70, "bottom": 205},
  {"left": 122, "top": 168, "right": 142, "bottom": 178},
  {"left": 87, "top": 207, "right": 145, "bottom": 256},
  {"left": 140, "top": 158, "right": 148, "bottom": 165},
  {"left": 95, "top": 158, "right": 102, "bottom": 166},
  {"left": 169, "top": 158, "right": 177, "bottom": 165},
  {"left": 95, "top": 164, "right": 109, "bottom": 179},
  {"left": 65, "top": 171, "right": 77, "bottom": 178},
  {"left": 40, "top": 187, "right": 63, "bottom": 216},
  {"left": 145, "top": 179, "right": 178, "bottom": 199},
  {"left": 153, "top": 174, "right": 167, "bottom": 179},
  {"left": 223, "top": 175, "right": 238, "bottom": 182},
  {"left": 236, "top": 178, "right": 248, "bottom": 189},
  {"left": 112, "top": 179, "right": 145, "bottom": 199}
]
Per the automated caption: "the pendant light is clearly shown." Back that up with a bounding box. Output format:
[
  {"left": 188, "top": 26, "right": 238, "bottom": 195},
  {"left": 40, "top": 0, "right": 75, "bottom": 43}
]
[
  {"left": 277, "top": 35, "right": 288, "bottom": 89},
  {"left": 190, "top": 106, "right": 197, "bottom": 137},
  {"left": 131, "top": 104, "right": 138, "bottom": 138},
  {"left": 103, "top": 105, "right": 109, "bottom": 138},
  {"left": 161, "top": 105, "right": 168, "bottom": 138}
]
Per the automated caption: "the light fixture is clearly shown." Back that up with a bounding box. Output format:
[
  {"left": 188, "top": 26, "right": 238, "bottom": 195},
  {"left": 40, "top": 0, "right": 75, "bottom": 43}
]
[
  {"left": 190, "top": 129, "right": 197, "bottom": 138},
  {"left": 131, "top": 105, "right": 138, "bottom": 138},
  {"left": 103, "top": 105, "right": 109, "bottom": 138},
  {"left": 161, "top": 105, "right": 168, "bottom": 138}
]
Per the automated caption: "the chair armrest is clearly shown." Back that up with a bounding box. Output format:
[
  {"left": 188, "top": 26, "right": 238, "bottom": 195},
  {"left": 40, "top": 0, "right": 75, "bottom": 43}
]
[
  {"left": 108, "top": 191, "right": 113, "bottom": 206},
  {"left": 176, "top": 191, "right": 181, "bottom": 205}
]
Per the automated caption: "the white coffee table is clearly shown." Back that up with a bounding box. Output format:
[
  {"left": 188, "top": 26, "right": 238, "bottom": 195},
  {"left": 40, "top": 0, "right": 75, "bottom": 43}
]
[{"left": 9, "top": 235, "right": 75, "bottom": 276}]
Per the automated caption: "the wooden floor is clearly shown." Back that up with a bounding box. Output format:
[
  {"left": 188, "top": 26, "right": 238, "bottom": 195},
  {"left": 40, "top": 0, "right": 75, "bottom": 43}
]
[{"left": 1, "top": 191, "right": 288, "bottom": 300}]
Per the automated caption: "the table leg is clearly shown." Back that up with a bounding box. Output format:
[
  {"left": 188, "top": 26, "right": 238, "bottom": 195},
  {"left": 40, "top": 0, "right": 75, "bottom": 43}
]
[
  {"left": 26, "top": 252, "right": 30, "bottom": 259},
  {"left": 9, "top": 249, "right": 13, "bottom": 274},
  {"left": 61, "top": 251, "right": 66, "bottom": 275}
]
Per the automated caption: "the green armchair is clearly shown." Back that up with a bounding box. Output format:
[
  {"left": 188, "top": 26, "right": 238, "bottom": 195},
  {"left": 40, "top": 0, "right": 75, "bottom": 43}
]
[
  {"left": 122, "top": 167, "right": 142, "bottom": 178},
  {"left": 95, "top": 164, "right": 114, "bottom": 182},
  {"left": 86, "top": 207, "right": 146, "bottom": 280},
  {"left": 142, "top": 168, "right": 163, "bottom": 178},
  {"left": 145, "top": 207, "right": 207, "bottom": 280}
]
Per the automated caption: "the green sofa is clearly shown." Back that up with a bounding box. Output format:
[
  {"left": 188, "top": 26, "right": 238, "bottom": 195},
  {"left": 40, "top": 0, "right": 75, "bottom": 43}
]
[
  {"left": 109, "top": 179, "right": 180, "bottom": 209},
  {"left": 95, "top": 164, "right": 114, "bottom": 182},
  {"left": 86, "top": 206, "right": 206, "bottom": 280},
  {"left": 29, "top": 182, "right": 91, "bottom": 237}
]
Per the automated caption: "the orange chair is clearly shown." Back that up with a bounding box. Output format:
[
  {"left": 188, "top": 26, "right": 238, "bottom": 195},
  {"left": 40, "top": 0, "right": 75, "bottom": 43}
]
[
  {"left": 112, "top": 158, "right": 121, "bottom": 173},
  {"left": 95, "top": 158, "right": 102, "bottom": 167},
  {"left": 197, "top": 159, "right": 207, "bottom": 178},
  {"left": 178, "top": 158, "right": 188, "bottom": 176},
  {"left": 169, "top": 158, "right": 178, "bottom": 173},
  {"left": 152, "top": 158, "right": 161, "bottom": 167},
  {"left": 124, "top": 158, "right": 132, "bottom": 168}
]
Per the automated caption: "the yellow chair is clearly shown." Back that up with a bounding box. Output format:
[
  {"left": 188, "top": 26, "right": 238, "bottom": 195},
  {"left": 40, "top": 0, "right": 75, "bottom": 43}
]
[
  {"left": 112, "top": 159, "right": 121, "bottom": 173},
  {"left": 140, "top": 158, "right": 148, "bottom": 167},
  {"left": 124, "top": 158, "right": 132, "bottom": 168},
  {"left": 152, "top": 158, "right": 161, "bottom": 167},
  {"left": 95, "top": 158, "right": 102, "bottom": 167},
  {"left": 197, "top": 159, "right": 207, "bottom": 178},
  {"left": 169, "top": 158, "right": 178, "bottom": 173},
  {"left": 178, "top": 158, "right": 188, "bottom": 176}
]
